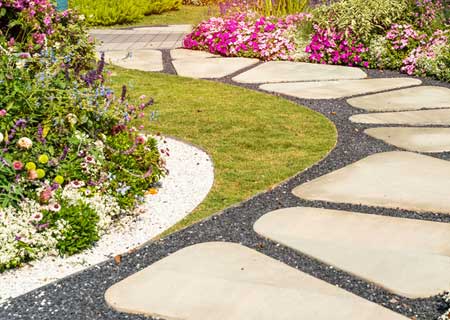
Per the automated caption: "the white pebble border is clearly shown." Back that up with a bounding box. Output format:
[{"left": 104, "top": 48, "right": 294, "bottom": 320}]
[{"left": 0, "top": 136, "right": 214, "bottom": 303}]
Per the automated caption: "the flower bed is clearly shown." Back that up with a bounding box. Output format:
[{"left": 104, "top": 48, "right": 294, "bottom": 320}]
[
  {"left": 184, "top": 0, "right": 449, "bottom": 81},
  {"left": 0, "top": 0, "right": 165, "bottom": 271}
]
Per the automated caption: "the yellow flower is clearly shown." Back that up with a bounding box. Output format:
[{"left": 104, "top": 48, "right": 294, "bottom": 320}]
[
  {"left": 36, "top": 169, "right": 45, "bottom": 179},
  {"left": 146, "top": 188, "right": 158, "bottom": 195},
  {"left": 25, "top": 162, "right": 36, "bottom": 171},
  {"left": 38, "top": 154, "right": 49, "bottom": 164},
  {"left": 54, "top": 175, "right": 64, "bottom": 184}
]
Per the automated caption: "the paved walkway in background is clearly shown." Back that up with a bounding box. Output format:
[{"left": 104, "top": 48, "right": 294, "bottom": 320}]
[
  {"left": 3, "top": 27, "right": 450, "bottom": 320},
  {"left": 90, "top": 25, "right": 191, "bottom": 51}
]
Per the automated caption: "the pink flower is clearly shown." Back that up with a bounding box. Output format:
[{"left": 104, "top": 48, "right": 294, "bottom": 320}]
[
  {"left": 0, "top": 109, "right": 6, "bottom": 117},
  {"left": 13, "top": 161, "right": 23, "bottom": 170}
]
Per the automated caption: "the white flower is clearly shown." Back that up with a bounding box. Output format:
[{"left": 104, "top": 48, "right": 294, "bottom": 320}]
[
  {"left": 0, "top": 132, "right": 3, "bottom": 143},
  {"left": 17, "top": 137, "right": 33, "bottom": 149},
  {"left": 48, "top": 202, "right": 61, "bottom": 212}
]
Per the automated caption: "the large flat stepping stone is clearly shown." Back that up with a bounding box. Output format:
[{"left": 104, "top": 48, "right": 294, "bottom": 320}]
[
  {"left": 293, "top": 151, "right": 450, "bottom": 214},
  {"left": 347, "top": 86, "right": 450, "bottom": 112},
  {"left": 260, "top": 78, "right": 421, "bottom": 99},
  {"left": 350, "top": 109, "right": 450, "bottom": 125},
  {"left": 103, "top": 50, "right": 163, "bottom": 72},
  {"left": 172, "top": 57, "right": 258, "bottom": 79},
  {"left": 232, "top": 61, "right": 367, "bottom": 84},
  {"left": 254, "top": 207, "right": 450, "bottom": 298},
  {"left": 105, "top": 242, "right": 407, "bottom": 320},
  {"left": 171, "top": 48, "right": 219, "bottom": 60},
  {"left": 365, "top": 127, "right": 450, "bottom": 152}
]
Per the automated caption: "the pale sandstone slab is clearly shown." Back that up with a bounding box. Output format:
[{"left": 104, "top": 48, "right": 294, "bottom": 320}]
[
  {"left": 170, "top": 48, "right": 219, "bottom": 60},
  {"left": 347, "top": 86, "right": 450, "bottom": 112},
  {"left": 232, "top": 61, "right": 367, "bottom": 83},
  {"left": 293, "top": 151, "right": 450, "bottom": 214},
  {"left": 254, "top": 207, "right": 450, "bottom": 298},
  {"left": 260, "top": 78, "right": 421, "bottom": 99},
  {"left": 103, "top": 50, "right": 163, "bottom": 72},
  {"left": 365, "top": 127, "right": 450, "bottom": 152},
  {"left": 172, "top": 57, "right": 258, "bottom": 79},
  {"left": 350, "top": 109, "right": 450, "bottom": 125},
  {"left": 105, "top": 242, "right": 407, "bottom": 320}
]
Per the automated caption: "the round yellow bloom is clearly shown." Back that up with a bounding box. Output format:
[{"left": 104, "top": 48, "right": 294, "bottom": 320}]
[
  {"left": 54, "top": 175, "right": 64, "bottom": 184},
  {"left": 38, "top": 154, "right": 49, "bottom": 164},
  {"left": 25, "top": 162, "right": 36, "bottom": 171},
  {"left": 36, "top": 169, "right": 45, "bottom": 179}
]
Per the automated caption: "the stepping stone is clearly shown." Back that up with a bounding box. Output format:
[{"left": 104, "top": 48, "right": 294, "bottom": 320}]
[
  {"left": 350, "top": 109, "right": 450, "bottom": 126},
  {"left": 365, "top": 127, "right": 450, "bottom": 153},
  {"left": 260, "top": 78, "right": 421, "bottom": 99},
  {"left": 105, "top": 242, "right": 407, "bottom": 320},
  {"left": 103, "top": 50, "right": 163, "bottom": 72},
  {"left": 293, "top": 151, "right": 450, "bottom": 214},
  {"left": 172, "top": 57, "right": 258, "bottom": 79},
  {"left": 232, "top": 61, "right": 367, "bottom": 83},
  {"left": 171, "top": 48, "right": 218, "bottom": 60},
  {"left": 347, "top": 86, "right": 450, "bottom": 112},
  {"left": 254, "top": 207, "right": 450, "bottom": 298}
]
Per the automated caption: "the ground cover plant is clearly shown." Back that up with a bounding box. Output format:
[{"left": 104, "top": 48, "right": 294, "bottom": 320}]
[
  {"left": 69, "top": 0, "right": 182, "bottom": 26},
  {"left": 185, "top": 0, "right": 450, "bottom": 81},
  {"left": 0, "top": 0, "right": 165, "bottom": 271},
  {"left": 109, "top": 66, "right": 336, "bottom": 235}
]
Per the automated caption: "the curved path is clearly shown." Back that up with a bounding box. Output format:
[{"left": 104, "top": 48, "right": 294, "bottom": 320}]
[{"left": 1, "top": 34, "right": 450, "bottom": 320}]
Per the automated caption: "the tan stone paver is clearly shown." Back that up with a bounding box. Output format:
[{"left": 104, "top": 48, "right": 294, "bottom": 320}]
[
  {"left": 105, "top": 242, "right": 408, "bottom": 320},
  {"left": 347, "top": 86, "right": 450, "bottom": 112},
  {"left": 254, "top": 207, "right": 450, "bottom": 298},
  {"left": 172, "top": 57, "right": 258, "bottom": 79},
  {"left": 365, "top": 127, "right": 450, "bottom": 152},
  {"left": 350, "top": 109, "right": 450, "bottom": 125},
  {"left": 293, "top": 151, "right": 450, "bottom": 214},
  {"left": 103, "top": 50, "right": 163, "bottom": 72},
  {"left": 260, "top": 78, "right": 421, "bottom": 99},
  {"left": 170, "top": 48, "right": 219, "bottom": 60},
  {"left": 232, "top": 61, "right": 367, "bottom": 83}
]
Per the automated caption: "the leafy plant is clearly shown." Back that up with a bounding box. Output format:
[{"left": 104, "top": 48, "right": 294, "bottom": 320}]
[{"left": 312, "top": 0, "right": 412, "bottom": 41}]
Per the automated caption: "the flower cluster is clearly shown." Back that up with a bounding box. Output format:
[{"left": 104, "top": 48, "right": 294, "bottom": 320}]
[
  {"left": 184, "top": 11, "right": 311, "bottom": 60},
  {"left": 305, "top": 26, "right": 369, "bottom": 67},
  {"left": 385, "top": 24, "right": 423, "bottom": 50},
  {"left": 401, "top": 29, "right": 449, "bottom": 76},
  {"left": 413, "top": 0, "right": 446, "bottom": 29},
  {"left": 0, "top": 0, "right": 166, "bottom": 271}
]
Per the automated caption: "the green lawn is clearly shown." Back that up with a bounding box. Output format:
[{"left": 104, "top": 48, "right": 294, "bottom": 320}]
[
  {"left": 109, "top": 67, "right": 337, "bottom": 235},
  {"left": 106, "top": 5, "right": 213, "bottom": 28}
]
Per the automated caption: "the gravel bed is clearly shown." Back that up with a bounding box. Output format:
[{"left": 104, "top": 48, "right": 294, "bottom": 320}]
[
  {"left": 1, "top": 56, "right": 449, "bottom": 320},
  {"left": 0, "top": 136, "right": 214, "bottom": 304}
]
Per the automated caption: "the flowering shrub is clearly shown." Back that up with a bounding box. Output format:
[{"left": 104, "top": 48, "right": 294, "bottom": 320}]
[
  {"left": 0, "top": 0, "right": 166, "bottom": 271},
  {"left": 305, "top": 26, "right": 369, "bottom": 67},
  {"left": 184, "top": 11, "right": 311, "bottom": 60}
]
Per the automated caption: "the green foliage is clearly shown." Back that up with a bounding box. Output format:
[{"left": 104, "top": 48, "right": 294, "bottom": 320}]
[
  {"left": 255, "top": 0, "right": 309, "bottom": 16},
  {"left": 69, "top": 0, "right": 182, "bottom": 26},
  {"left": 312, "top": 0, "right": 411, "bottom": 41},
  {"left": 42, "top": 199, "right": 99, "bottom": 256}
]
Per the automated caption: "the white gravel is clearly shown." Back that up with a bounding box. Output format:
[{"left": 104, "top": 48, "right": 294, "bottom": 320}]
[{"left": 0, "top": 136, "right": 214, "bottom": 303}]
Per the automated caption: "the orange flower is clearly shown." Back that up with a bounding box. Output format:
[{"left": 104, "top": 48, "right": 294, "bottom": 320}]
[{"left": 146, "top": 188, "right": 158, "bottom": 195}]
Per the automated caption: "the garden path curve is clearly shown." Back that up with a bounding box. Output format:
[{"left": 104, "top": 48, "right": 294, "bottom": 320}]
[{"left": 1, "top": 31, "right": 450, "bottom": 320}]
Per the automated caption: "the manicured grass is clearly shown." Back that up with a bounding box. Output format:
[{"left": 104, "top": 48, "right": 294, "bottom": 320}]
[
  {"left": 109, "top": 67, "right": 337, "bottom": 235},
  {"left": 105, "top": 5, "right": 213, "bottom": 28}
]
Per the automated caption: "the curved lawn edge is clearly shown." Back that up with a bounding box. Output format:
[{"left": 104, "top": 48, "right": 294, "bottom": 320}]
[{"left": 108, "top": 67, "right": 337, "bottom": 236}]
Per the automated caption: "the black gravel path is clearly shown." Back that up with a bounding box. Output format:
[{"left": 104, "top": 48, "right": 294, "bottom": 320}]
[{"left": 1, "top": 50, "right": 449, "bottom": 320}]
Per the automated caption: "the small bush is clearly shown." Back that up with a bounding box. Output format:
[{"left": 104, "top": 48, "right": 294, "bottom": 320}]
[
  {"left": 69, "top": 0, "right": 181, "bottom": 26},
  {"left": 312, "top": 0, "right": 411, "bottom": 41}
]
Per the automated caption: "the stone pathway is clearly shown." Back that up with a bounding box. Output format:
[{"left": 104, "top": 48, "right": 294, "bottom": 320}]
[{"left": 3, "top": 27, "right": 450, "bottom": 320}]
